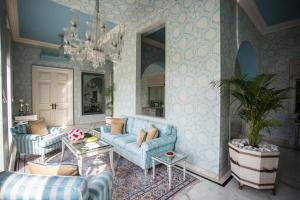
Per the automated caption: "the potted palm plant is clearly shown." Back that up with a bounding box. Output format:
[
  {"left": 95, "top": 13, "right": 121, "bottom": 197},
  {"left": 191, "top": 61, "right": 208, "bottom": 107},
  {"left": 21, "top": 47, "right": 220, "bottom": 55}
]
[{"left": 212, "top": 74, "right": 289, "bottom": 195}]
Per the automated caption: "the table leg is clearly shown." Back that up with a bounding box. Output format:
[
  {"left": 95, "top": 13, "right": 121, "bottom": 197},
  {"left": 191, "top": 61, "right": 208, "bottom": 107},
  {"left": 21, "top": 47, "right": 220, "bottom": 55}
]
[
  {"left": 183, "top": 160, "right": 186, "bottom": 181},
  {"left": 109, "top": 150, "right": 115, "bottom": 176},
  {"left": 152, "top": 160, "right": 156, "bottom": 179},
  {"left": 168, "top": 165, "right": 172, "bottom": 190},
  {"left": 78, "top": 156, "right": 83, "bottom": 175},
  {"left": 60, "top": 141, "right": 65, "bottom": 162}
]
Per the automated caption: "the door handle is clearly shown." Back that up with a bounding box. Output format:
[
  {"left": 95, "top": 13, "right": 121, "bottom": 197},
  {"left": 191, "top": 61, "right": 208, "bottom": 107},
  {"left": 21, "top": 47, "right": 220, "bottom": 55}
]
[
  {"left": 54, "top": 103, "right": 57, "bottom": 109},
  {"left": 50, "top": 104, "right": 54, "bottom": 109}
]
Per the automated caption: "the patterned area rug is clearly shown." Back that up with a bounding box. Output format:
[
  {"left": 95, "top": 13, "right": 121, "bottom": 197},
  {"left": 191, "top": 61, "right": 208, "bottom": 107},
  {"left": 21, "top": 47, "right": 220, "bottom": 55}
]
[{"left": 18, "top": 150, "right": 198, "bottom": 200}]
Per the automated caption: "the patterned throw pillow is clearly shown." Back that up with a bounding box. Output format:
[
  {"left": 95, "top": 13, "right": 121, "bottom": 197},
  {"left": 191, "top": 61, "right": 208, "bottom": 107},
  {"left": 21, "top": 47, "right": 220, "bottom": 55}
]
[
  {"left": 146, "top": 125, "right": 159, "bottom": 141},
  {"left": 110, "top": 121, "right": 124, "bottom": 134},
  {"left": 28, "top": 119, "right": 48, "bottom": 136},
  {"left": 13, "top": 123, "right": 30, "bottom": 134},
  {"left": 28, "top": 162, "right": 78, "bottom": 176},
  {"left": 136, "top": 129, "right": 147, "bottom": 146}
]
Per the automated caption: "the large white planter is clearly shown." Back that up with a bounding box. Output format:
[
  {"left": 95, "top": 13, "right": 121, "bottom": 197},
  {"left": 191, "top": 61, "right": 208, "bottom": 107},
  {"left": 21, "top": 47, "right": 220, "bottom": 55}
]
[{"left": 229, "top": 142, "right": 279, "bottom": 194}]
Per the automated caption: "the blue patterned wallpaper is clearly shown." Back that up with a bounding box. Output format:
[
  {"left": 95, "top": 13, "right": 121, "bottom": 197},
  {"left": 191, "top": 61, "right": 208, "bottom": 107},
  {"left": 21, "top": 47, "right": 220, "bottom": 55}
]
[
  {"left": 12, "top": 43, "right": 113, "bottom": 125},
  {"left": 260, "top": 26, "right": 300, "bottom": 144},
  {"left": 53, "top": 0, "right": 223, "bottom": 178}
]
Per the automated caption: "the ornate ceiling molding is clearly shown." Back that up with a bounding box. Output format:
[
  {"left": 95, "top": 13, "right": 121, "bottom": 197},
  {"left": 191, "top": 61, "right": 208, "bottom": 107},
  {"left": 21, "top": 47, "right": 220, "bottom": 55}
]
[{"left": 239, "top": 0, "right": 300, "bottom": 35}]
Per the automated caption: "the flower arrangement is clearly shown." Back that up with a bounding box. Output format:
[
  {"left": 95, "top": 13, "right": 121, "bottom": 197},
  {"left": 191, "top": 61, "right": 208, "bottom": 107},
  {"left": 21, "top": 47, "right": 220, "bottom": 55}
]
[{"left": 68, "top": 128, "right": 84, "bottom": 143}]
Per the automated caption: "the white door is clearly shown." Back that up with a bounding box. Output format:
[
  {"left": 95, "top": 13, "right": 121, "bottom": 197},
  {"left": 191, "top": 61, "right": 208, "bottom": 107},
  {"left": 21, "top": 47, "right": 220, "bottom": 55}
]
[{"left": 32, "top": 66, "right": 73, "bottom": 126}]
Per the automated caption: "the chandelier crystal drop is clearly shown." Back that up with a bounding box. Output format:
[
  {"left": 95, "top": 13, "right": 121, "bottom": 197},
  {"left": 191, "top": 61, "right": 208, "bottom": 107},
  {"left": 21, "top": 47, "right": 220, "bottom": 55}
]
[{"left": 63, "top": 0, "right": 125, "bottom": 70}]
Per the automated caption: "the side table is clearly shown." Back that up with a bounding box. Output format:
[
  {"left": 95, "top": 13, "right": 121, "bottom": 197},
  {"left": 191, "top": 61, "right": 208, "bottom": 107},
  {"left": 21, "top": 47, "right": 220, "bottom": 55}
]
[{"left": 152, "top": 152, "right": 188, "bottom": 190}]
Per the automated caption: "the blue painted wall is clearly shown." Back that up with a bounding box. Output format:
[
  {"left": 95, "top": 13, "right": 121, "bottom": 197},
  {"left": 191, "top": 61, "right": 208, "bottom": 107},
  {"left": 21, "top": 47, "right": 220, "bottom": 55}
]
[{"left": 237, "top": 40, "right": 259, "bottom": 78}]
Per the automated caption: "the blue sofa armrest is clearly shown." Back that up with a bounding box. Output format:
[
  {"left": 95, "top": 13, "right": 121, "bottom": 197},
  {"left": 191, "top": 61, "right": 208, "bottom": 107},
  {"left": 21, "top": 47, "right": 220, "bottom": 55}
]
[
  {"left": 100, "top": 125, "right": 111, "bottom": 134},
  {"left": 86, "top": 171, "right": 113, "bottom": 200},
  {"left": 13, "top": 133, "right": 41, "bottom": 141},
  {"left": 141, "top": 135, "right": 177, "bottom": 152},
  {"left": 47, "top": 127, "right": 64, "bottom": 135}
]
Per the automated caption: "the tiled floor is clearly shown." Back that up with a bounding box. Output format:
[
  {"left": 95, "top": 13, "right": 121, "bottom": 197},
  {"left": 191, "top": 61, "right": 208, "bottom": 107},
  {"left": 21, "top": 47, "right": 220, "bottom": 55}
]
[{"left": 173, "top": 147, "right": 300, "bottom": 200}]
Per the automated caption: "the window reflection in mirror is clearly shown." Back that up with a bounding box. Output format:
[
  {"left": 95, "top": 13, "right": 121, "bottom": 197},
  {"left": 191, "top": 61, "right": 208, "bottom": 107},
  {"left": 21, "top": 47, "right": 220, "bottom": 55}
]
[{"left": 140, "top": 26, "right": 165, "bottom": 118}]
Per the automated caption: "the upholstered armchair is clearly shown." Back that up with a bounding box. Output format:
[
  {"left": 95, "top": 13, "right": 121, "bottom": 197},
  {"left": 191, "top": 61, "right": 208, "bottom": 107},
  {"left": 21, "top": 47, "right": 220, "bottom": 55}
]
[
  {"left": 11, "top": 123, "right": 65, "bottom": 162},
  {"left": 0, "top": 171, "right": 113, "bottom": 200}
]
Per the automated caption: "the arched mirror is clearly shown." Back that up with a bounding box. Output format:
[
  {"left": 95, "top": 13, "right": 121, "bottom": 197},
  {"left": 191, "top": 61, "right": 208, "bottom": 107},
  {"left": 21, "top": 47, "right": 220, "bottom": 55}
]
[
  {"left": 141, "top": 62, "right": 165, "bottom": 117},
  {"left": 235, "top": 40, "right": 259, "bottom": 78}
]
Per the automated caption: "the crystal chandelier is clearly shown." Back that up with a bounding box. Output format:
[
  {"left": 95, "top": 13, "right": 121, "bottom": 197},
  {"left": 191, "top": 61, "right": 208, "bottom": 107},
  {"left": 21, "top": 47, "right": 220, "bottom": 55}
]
[{"left": 63, "top": 0, "right": 125, "bottom": 70}]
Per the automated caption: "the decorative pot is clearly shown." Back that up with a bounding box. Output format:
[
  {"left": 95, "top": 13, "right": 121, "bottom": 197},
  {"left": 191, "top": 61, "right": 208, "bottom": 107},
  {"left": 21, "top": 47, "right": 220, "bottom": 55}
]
[
  {"left": 165, "top": 151, "right": 175, "bottom": 162},
  {"left": 229, "top": 142, "right": 279, "bottom": 195}
]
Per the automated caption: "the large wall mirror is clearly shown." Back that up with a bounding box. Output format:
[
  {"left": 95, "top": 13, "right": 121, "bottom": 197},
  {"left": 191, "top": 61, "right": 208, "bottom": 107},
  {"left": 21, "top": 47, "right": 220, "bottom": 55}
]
[
  {"left": 235, "top": 40, "right": 259, "bottom": 79},
  {"left": 139, "top": 26, "right": 165, "bottom": 118},
  {"left": 82, "top": 72, "right": 105, "bottom": 115}
]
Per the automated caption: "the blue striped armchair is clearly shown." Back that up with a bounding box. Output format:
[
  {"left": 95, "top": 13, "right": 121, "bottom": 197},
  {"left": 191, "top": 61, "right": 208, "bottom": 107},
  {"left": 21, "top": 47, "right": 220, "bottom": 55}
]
[
  {"left": 0, "top": 171, "right": 112, "bottom": 200},
  {"left": 11, "top": 123, "right": 65, "bottom": 162}
]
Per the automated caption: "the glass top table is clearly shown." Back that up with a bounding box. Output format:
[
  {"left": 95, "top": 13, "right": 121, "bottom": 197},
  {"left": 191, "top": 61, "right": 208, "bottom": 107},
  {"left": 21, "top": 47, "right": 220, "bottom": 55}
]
[
  {"left": 60, "top": 135, "right": 115, "bottom": 176},
  {"left": 152, "top": 152, "right": 188, "bottom": 190},
  {"left": 61, "top": 136, "right": 111, "bottom": 155}
]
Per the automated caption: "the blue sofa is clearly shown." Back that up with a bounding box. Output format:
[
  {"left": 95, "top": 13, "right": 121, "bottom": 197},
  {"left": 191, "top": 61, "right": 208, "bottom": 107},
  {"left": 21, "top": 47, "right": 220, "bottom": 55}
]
[
  {"left": 100, "top": 116, "right": 177, "bottom": 174},
  {"left": 0, "top": 171, "right": 112, "bottom": 200}
]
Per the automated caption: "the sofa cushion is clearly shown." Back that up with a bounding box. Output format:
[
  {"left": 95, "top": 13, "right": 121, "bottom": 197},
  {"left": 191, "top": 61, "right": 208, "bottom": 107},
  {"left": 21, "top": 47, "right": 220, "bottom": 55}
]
[
  {"left": 113, "top": 135, "right": 137, "bottom": 147},
  {"left": 151, "top": 122, "right": 172, "bottom": 137},
  {"left": 125, "top": 142, "right": 142, "bottom": 155},
  {"left": 28, "top": 162, "right": 78, "bottom": 176},
  {"left": 125, "top": 117, "right": 135, "bottom": 133},
  {"left": 131, "top": 118, "right": 149, "bottom": 135},
  {"left": 29, "top": 120, "right": 48, "bottom": 136},
  {"left": 146, "top": 125, "right": 159, "bottom": 141},
  {"left": 111, "top": 118, "right": 127, "bottom": 133},
  {"left": 110, "top": 121, "right": 124, "bottom": 134},
  {"left": 12, "top": 123, "right": 31, "bottom": 134},
  {"left": 101, "top": 132, "right": 127, "bottom": 144},
  {"left": 136, "top": 129, "right": 147, "bottom": 146}
]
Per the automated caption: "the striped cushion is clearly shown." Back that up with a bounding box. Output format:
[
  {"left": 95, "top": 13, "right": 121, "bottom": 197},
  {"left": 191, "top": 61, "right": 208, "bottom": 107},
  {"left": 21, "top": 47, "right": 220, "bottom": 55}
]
[
  {"left": 0, "top": 171, "right": 88, "bottom": 200},
  {"left": 86, "top": 171, "right": 113, "bottom": 200}
]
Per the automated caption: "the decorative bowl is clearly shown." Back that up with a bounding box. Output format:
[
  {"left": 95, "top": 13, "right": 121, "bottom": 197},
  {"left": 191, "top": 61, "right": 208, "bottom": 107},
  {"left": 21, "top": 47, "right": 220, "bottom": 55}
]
[{"left": 165, "top": 151, "right": 175, "bottom": 161}]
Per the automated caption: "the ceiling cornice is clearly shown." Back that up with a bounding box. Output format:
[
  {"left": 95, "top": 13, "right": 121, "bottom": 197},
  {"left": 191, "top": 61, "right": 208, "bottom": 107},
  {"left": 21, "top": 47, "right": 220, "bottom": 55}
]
[
  {"left": 142, "top": 37, "right": 165, "bottom": 50},
  {"left": 6, "top": 0, "right": 60, "bottom": 49},
  {"left": 239, "top": 0, "right": 300, "bottom": 35}
]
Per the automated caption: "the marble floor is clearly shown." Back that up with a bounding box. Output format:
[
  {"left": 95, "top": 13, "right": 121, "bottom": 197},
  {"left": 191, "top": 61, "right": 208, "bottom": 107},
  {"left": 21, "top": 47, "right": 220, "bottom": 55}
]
[{"left": 173, "top": 147, "right": 300, "bottom": 200}]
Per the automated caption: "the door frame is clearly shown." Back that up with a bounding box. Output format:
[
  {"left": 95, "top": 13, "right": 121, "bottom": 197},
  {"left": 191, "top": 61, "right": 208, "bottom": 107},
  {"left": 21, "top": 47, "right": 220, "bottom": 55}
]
[{"left": 32, "top": 65, "right": 74, "bottom": 125}]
